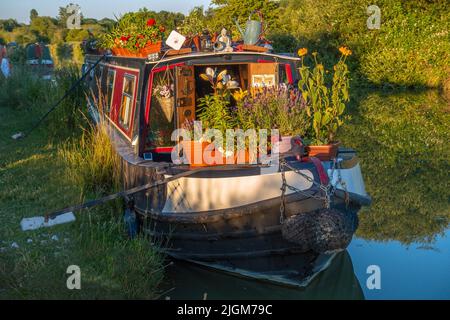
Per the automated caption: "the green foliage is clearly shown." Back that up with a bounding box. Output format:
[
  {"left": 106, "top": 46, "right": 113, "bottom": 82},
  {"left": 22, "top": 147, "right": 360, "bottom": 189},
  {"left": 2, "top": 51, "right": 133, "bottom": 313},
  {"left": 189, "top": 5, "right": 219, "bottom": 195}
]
[
  {"left": 234, "top": 87, "right": 309, "bottom": 137},
  {"left": 339, "top": 90, "right": 450, "bottom": 244},
  {"left": 209, "top": 0, "right": 281, "bottom": 39},
  {"left": 99, "top": 9, "right": 165, "bottom": 51},
  {"left": 277, "top": 0, "right": 450, "bottom": 88},
  {"left": 0, "top": 19, "right": 20, "bottom": 32},
  {"left": 59, "top": 123, "right": 121, "bottom": 195},
  {"left": 8, "top": 45, "right": 26, "bottom": 65},
  {"left": 198, "top": 94, "right": 237, "bottom": 138},
  {"left": 47, "top": 65, "right": 86, "bottom": 139},
  {"left": 30, "top": 9, "right": 39, "bottom": 22},
  {"left": 30, "top": 16, "right": 57, "bottom": 43},
  {"left": 179, "top": 6, "right": 208, "bottom": 35},
  {"left": 0, "top": 65, "right": 164, "bottom": 299},
  {"left": 0, "top": 102, "right": 164, "bottom": 299},
  {"left": 65, "top": 28, "right": 90, "bottom": 42},
  {"left": 298, "top": 50, "right": 350, "bottom": 145},
  {"left": 0, "top": 65, "right": 52, "bottom": 110}
]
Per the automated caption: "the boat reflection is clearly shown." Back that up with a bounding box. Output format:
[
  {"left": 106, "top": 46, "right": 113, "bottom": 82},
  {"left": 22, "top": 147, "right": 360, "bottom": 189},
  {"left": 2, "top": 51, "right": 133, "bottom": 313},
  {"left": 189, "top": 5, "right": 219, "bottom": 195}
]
[{"left": 163, "top": 250, "right": 364, "bottom": 300}]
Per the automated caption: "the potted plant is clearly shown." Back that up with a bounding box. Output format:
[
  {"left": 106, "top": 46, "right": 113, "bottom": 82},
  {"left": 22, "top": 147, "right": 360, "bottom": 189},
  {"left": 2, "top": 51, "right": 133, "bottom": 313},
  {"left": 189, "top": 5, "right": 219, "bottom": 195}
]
[
  {"left": 297, "top": 47, "right": 352, "bottom": 160},
  {"left": 179, "top": 68, "right": 237, "bottom": 166},
  {"left": 100, "top": 12, "right": 165, "bottom": 57},
  {"left": 234, "top": 86, "right": 309, "bottom": 154}
]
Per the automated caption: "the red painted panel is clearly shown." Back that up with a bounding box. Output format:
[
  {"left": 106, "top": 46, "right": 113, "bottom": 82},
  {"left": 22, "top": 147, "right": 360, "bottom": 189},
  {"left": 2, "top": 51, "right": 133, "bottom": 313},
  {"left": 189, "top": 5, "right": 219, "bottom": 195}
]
[
  {"left": 285, "top": 63, "right": 294, "bottom": 85},
  {"left": 257, "top": 59, "right": 273, "bottom": 63},
  {"left": 151, "top": 147, "right": 174, "bottom": 153},
  {"left": 109, "top": 66, "right": 140, "bottom": 139}
]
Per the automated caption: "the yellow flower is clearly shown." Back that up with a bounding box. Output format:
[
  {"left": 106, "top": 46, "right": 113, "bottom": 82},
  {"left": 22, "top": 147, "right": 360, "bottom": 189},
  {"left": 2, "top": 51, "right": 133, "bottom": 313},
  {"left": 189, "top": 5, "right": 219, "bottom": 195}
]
[
  {"left": 312, "top": 51, "right": 318, "bottom": 57},
  {"left": 339, "top": 46, "right": 352, "bottom": 56},
  {"left": 297, "top": 48, "right": 308, "bottom": 57},
  {"left": 317, "top": 64, "right": 324, "bottom": 71},
  {"left": 232, "top": 89, "right": 248, "bottom": 102}
]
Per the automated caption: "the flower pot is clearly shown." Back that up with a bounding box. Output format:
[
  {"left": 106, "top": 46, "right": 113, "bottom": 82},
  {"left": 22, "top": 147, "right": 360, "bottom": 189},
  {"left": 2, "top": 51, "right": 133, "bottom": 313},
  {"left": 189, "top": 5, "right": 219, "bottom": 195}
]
[
  {"left": 235, "top": 149, "right": 257, "bottom": 164},
  {"left": 112, "top": 41, "right": 162, "bottom": 58},
  {"left": 139, "top": 41, "right": 162, "bottom": 56},
  {"left": 156, "top": 96, "right": 174, "bottom": 122},
  {"left": 192, "top": 35, "right": 201, "bottom": 52},
  {"left": 305, "top": 141, "right": 341, "bottom": 161},
  {"left": 181, "top": 141, "right": 210, "bottom": 167}
]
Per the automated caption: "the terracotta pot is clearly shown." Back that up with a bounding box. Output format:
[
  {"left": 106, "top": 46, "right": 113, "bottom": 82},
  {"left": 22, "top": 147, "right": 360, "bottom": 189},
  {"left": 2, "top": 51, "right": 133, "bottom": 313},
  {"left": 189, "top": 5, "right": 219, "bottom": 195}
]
[
  {"left": 192, "top": 35, "right": 201, "bottom": 52},
  {"left": 139, "top": 41, "right": 162, "bottom": 56},
  {"left": 111, "top": 41, "right": 162, "bottom": 57},
  {"left": 181, "top": 141, "right": 210, "bottom": 167},
  {"left": 235, "top": 149, "right": 257, "bottom": 164},
  {"left": 305, "top": 141, "right": 341, "bottom": 161}
]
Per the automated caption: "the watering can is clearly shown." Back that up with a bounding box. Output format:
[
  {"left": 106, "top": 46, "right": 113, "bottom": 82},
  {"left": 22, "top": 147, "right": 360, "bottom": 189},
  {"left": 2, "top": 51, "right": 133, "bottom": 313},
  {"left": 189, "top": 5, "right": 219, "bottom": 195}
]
[{"left": 234, "top": 10, "right": 264, "bottom": 45}]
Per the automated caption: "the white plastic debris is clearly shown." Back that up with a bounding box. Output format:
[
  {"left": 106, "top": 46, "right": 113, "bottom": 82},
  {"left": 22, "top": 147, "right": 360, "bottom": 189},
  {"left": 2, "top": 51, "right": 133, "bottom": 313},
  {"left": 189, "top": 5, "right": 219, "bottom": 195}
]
[
  {"left": 11, "top": 132, "right": 25, "bottom": 140},
  {"left": 51, "top": 235, "right": 59, "bottom": 241},
  {"left": 11, "top": 242, "right": 19, "bottom": 248},
  {"left": 27, "top": 239, "right": 33, "bottom": 243},
  {"left": 20, "top": 212, "right": 76, "bottom": 231}
]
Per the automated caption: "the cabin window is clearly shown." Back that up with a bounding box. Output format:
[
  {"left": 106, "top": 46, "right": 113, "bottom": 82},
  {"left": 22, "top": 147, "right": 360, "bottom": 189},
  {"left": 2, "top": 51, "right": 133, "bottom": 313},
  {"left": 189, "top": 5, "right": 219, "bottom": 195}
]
[
  {"left": 279, "top": 65, "right": 288, "bottom": 85},
  {"left": 119, "top": 74, "right": 136, "bottom": 130},
  {"left": 105, "top": 69, "right": 115, "bottom": 114},
  {"left": 147, "top": 70, "right": 175, "bottom": 148}
]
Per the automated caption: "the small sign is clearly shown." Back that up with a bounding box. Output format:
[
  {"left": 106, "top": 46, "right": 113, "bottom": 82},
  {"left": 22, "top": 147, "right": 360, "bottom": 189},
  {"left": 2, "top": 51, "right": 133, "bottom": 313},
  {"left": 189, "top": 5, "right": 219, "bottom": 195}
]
[
  {"left": 252, "top": 74, "right": 276, "bottom": 88},
  {"left": 143, "top": 152, "right": 153, "bottom": 161},
  {"left": 166, "top": 31, "right": 186, "bottom": 51}
]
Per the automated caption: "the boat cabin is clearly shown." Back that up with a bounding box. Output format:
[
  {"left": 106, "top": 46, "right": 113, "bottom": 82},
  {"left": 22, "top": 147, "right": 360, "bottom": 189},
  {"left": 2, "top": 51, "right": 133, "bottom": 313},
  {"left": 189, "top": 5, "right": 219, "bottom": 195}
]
[{"left": 84, "top": 51, "right": 301, "bottom": 162}]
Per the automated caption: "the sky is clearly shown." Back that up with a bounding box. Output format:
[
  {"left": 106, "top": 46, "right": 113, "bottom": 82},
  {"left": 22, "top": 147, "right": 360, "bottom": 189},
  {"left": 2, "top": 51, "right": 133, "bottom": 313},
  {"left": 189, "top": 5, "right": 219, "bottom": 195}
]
[{"left": 0, "top": 0, "right": 213, "bottom": 23}]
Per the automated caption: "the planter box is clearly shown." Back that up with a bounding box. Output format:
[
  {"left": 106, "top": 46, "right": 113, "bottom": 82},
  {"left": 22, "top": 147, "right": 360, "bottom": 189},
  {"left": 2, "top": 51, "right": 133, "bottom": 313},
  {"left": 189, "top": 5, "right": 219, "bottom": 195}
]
[
  {"left": 111, "top": 41, "right": 162, "bottom": 58},
  {"left": 305, "top": 141, "right": 340, "bottom": 161},
  {"left": 182, "top": 141, "right": 257, "bottom": 166}
]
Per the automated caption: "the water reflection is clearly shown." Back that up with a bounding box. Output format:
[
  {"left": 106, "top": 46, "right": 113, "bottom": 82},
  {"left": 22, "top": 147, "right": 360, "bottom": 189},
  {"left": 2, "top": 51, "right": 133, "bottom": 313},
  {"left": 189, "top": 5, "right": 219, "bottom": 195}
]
[
  {"left": 164, "top": 251, "right": 364, "bottom": 300},
  {"left": 341, "top": 90, "right": 449, "bottom": 244}
]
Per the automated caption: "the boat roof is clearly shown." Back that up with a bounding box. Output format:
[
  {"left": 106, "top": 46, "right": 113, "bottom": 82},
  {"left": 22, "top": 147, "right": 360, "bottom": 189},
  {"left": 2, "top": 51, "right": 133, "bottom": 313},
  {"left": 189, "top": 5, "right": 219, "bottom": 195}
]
[
  {"left": 86, "top": 51, "right": 300, "bottom": 65},
  {"left": 146, "top": 51, "right": 301, "bottom": 64}
]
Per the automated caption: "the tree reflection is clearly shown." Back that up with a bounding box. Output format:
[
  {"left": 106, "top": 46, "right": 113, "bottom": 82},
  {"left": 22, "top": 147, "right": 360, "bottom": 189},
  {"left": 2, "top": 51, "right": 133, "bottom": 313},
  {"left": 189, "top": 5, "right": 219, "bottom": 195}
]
[{"left": 340, "top": 90, "right": 449, "bottom": 244}]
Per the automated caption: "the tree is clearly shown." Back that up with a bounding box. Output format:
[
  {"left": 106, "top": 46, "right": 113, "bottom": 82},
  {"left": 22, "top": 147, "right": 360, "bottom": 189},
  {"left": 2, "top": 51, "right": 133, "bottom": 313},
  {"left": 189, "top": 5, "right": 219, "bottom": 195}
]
[
  {"left": 30, "top": 9, "right": 39, "bottom": 22},
  {"left": 180, "top": 7, "right": 207, "bottom": 35},
  {"left": 208, "top": 0, "right": 281, "bottom": 38},
  {"left": 0, "top": 19, "right": 20, "bottom": 32},
  {"left": 30, "top": 16, "right": 57, "bottom": 43}
]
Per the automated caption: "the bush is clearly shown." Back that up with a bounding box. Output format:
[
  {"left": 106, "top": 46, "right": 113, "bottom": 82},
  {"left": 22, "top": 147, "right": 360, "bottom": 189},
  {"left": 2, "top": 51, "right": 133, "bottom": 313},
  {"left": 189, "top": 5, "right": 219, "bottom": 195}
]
[
  {"left": 0, "top": 65, "right": 52, "bottom": 109},
  {"left": 59, "top": 121, "right": 121, "bottom": 195}
]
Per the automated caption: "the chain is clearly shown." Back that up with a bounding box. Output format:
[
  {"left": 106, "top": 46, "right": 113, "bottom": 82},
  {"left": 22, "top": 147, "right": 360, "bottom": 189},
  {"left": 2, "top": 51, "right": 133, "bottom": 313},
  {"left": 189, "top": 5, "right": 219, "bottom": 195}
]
[
  {"left": 282, "top": 161, "right": 332, "bottom": 209},
  {"left": 279, "top": 160, "right": 287, "bottom": 224},
  {"left": 336, "top": 162, "right": 350, "bottom": 207}
]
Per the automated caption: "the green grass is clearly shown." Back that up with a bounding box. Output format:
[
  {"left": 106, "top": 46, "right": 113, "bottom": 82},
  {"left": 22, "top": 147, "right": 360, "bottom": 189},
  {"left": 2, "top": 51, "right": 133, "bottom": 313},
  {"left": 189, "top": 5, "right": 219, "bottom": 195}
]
[{"left": 0, "top": 69, "right": 165, "bottom": 299}]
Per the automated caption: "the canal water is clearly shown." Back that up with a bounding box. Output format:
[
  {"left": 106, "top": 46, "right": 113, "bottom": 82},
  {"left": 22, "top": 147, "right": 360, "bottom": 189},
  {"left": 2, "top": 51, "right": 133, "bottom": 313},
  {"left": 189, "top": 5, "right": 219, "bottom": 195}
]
[{"left": 163, "top": 90, "right": 450, "bottom": 300}]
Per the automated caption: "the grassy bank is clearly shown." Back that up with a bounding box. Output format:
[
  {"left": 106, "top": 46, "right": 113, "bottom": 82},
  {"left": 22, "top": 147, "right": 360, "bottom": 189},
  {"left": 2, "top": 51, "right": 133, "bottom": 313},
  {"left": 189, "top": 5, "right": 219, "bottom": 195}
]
[{"left": 0, "top": 67, "right": 164, "bottom": 299}]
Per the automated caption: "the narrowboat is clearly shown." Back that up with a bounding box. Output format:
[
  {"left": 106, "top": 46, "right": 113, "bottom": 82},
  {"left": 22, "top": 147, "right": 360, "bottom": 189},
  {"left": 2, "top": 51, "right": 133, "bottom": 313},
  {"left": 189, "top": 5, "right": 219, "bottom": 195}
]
[
  {"left": 83, "top": 49, "right": 371, "bottom": 285},
  {"left": 25, "top": 43, "right": 54, "bottom": 80}
]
